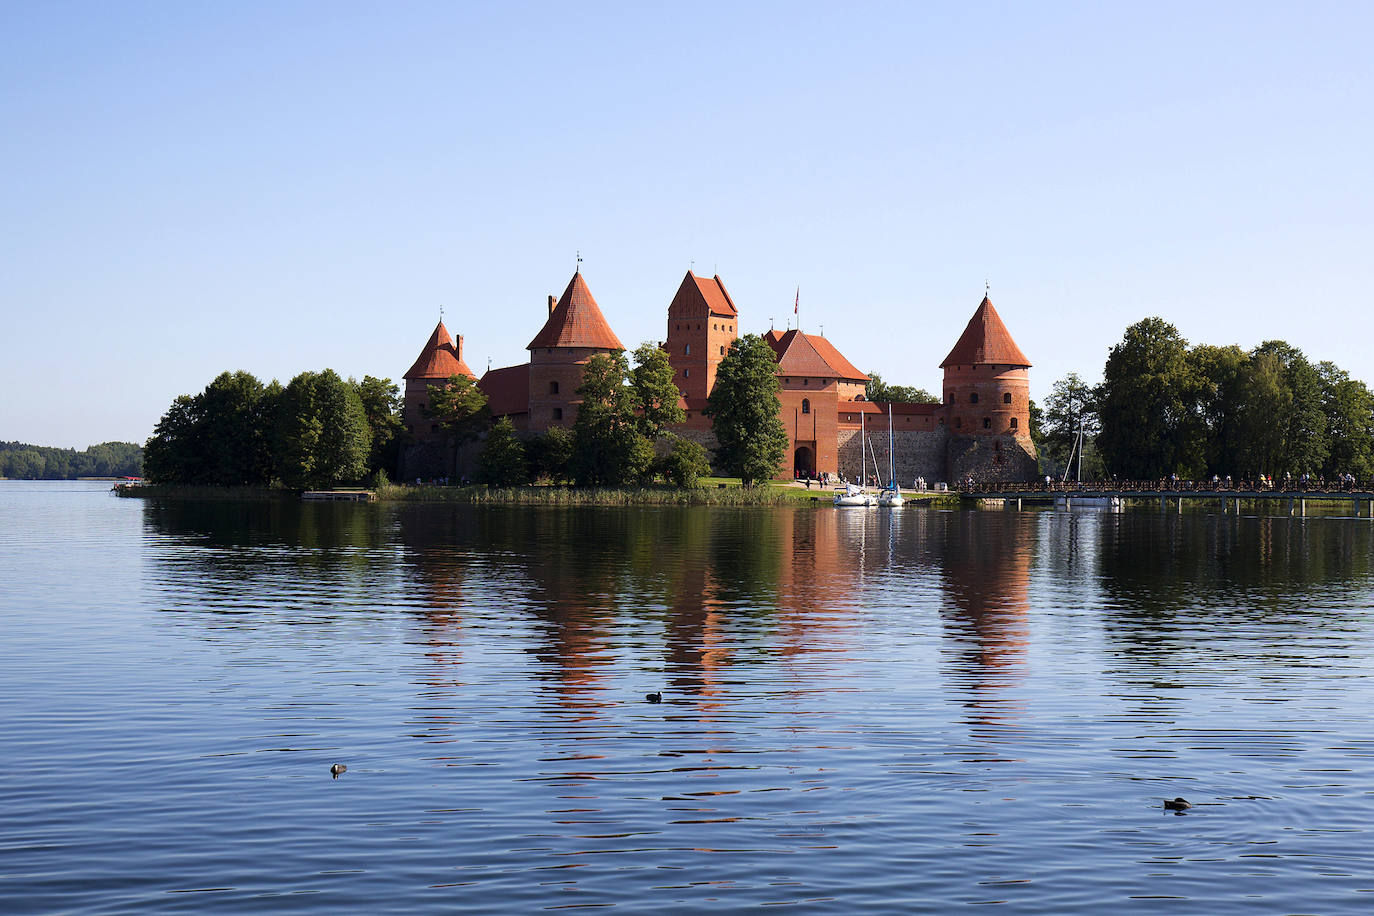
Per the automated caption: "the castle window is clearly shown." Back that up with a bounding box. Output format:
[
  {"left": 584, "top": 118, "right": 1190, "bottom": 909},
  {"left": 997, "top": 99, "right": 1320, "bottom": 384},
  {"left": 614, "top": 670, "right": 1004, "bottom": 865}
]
[
  {"left": 719, "top": 346, "right": 725, "bottom": 355},
  {"left": 802, "top": 398, "right": 810, "bottom": 414},
  {"left": 685, "top": 343, "right": 691, "bottom": 355},
  {"left": 549, "top": 381, "right": 559, "bottom": 395},
  {"left": 1010, "top": 417, "right": 1018, "bottom": 429},
  {"left": 685, "top": 368, "right": 690, "bottom": 377},
  {"left": 983, "top": 417, "right": 991, "bottom": 429},
  {"left": 1003, "top": 392, "right": 1012, "bottom": 404},
  {"left": 803, "top": 378, "right": 809, "bottom": 386},
  {"left": 553, "top": 408, "right": 563, "bottom": 420},
  {"left": 970, "top": 393, "right": 979, "bottom": 404}
]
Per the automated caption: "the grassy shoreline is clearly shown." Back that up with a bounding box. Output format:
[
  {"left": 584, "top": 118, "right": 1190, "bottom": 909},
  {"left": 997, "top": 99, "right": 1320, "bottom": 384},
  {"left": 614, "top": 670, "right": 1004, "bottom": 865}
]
[{"left": 115, "top": 480, "right": 958, "bottom": 507}]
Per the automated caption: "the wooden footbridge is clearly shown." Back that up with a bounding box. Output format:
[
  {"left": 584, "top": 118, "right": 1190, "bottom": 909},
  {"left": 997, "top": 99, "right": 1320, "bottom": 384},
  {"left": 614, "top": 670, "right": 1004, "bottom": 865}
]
[{"left": 962, "top": 480, "right": 1374, "bottom": 517}]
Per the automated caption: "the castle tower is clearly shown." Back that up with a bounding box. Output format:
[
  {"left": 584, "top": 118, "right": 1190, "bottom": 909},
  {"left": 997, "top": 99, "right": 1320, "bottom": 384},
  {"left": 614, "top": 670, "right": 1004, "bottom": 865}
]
[
  {"left": 526, "top": 270, "right": 624, "bottom": 432},
  {"left": 663, "top": 271, "right": 738, "bottom": 400},
  {"left": 940, "top": 295, "right": 1033, "bottom": 443},
  {"left": 403, "top": 319, "right": 477, "bottom": 444}
]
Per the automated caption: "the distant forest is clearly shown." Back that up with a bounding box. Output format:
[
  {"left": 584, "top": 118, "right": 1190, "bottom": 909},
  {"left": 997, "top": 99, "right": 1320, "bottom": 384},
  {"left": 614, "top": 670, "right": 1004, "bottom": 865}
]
[{"left": 0, "top": 441, "right": 143, "bottom": 479}]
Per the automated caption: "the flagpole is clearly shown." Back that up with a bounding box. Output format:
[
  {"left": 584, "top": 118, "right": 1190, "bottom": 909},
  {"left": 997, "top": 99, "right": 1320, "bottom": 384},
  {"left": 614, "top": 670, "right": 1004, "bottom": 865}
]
[{"left": 794, "top": 286, "right": 800, "bottom": 332}]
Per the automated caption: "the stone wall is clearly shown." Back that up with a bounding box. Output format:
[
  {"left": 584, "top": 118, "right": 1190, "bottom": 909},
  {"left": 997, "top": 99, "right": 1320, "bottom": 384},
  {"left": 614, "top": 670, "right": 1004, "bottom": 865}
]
[
  {"left": 946, "top": 433, "right": 1038, "bottom": 484},
  {"left": 837, "top": 428, "right": 949, "bottom": 486}
]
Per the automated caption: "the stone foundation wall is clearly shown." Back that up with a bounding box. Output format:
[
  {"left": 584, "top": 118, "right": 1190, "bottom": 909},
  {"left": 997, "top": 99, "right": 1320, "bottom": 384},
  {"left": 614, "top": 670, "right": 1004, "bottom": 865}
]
[
  {"left": 946, "top": 434, "right": 1038, "bottom": 484},
  {"left": 837, "top": 428, "right": 950, "bottom": 486}
]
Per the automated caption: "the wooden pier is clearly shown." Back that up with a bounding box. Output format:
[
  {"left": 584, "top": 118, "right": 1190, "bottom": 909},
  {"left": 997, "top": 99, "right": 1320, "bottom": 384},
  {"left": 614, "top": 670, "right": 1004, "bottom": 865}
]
[
  {"left": 962, "top": 482, "right": 1374, "bottom": 517},
  {"left": 301, "top": 490, "right": 376, "bottom": 502}
]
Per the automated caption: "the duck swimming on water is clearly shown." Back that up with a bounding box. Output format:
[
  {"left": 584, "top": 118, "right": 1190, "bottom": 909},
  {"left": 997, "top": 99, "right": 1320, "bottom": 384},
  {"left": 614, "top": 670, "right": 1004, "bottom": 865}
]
[
  {"left": 1164, "top": 797, "right": 1191, "bottom": 811},
  {"left": 645, "top": 691, "right": 662, "bottom": 704},
  {"left": 330, "top": 763, "right": 347, "bottom": 779}
]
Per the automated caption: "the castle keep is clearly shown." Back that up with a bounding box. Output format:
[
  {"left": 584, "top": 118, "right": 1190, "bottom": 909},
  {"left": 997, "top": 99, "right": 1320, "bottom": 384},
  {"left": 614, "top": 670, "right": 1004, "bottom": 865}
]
[{"left": 402, "top": 269, "right": 1037, "bottom": 484}]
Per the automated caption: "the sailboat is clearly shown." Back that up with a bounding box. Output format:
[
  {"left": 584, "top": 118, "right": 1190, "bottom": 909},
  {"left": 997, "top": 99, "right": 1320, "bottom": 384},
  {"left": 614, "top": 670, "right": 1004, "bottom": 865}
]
[
  {"left": 834, "top": 409, "right": 872, "bottom": 506},
  {"left": 876, "top": 403, "right": 904, "bottom": 507}
]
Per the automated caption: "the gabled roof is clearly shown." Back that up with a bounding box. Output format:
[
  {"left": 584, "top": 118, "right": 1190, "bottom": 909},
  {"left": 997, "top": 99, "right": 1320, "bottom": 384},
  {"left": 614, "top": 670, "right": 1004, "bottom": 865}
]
[
  {"left": 527, "top": 271, "right": 625, "bottom": 351},
  {"left": 668, "top": 270, "right": 737, "bottom": 318},
  {"left": 766, "top": 329, "right": 869, "bottom": 382},
  {"left": 940, "top": 296, "right": 1031, "bottom": 368},
  {"left": 479, "top": 364, "right": 530, "bottom": 418},
  {"left": 405, "top": 320, "right": 476, "bottom": 380}
]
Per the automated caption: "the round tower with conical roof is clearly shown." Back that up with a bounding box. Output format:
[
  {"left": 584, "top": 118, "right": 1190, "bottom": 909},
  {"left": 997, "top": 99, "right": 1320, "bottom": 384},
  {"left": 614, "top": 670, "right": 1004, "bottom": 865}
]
[
  {"left": 403, "top": 319, "right": 477, "bottom": 444},
  {"left": 940, "top": 296, "right": 1036, "bottom": 479},
  {"left": 526, "top": 270, "right": 625, "bottom": 432}
]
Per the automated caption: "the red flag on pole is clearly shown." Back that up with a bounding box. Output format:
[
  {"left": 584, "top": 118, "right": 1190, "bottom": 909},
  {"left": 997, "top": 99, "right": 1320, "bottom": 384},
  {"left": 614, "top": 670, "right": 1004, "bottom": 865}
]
[{"left": 794, "top": 287, "right": 799, "bottom": 315}]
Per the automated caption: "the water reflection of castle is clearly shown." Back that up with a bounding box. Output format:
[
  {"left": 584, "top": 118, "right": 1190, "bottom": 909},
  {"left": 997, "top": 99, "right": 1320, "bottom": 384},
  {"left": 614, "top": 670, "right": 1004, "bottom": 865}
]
[{"left": 391, "top": 507, "right": 1034, "bottom": 720}]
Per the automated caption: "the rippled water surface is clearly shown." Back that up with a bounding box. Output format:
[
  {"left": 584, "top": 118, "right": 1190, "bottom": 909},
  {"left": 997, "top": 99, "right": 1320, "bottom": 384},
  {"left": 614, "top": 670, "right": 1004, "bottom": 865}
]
[{"left": 6, "top": 482, "right": 1374, "bottom": 912}]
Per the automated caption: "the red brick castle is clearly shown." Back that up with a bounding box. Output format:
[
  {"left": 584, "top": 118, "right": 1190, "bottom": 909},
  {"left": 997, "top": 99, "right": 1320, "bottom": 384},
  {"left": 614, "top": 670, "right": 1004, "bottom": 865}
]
[{"left": 401, "top": 268, "right": 1037, "bottom": 484}]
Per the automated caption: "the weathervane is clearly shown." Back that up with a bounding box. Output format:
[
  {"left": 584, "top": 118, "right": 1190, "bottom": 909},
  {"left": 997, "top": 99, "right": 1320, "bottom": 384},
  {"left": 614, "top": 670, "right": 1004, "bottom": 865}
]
[
  {"left": 985, "top": 279, "right": 990, "bottom": 298},
  {"left": 439, "top": 304, "right": 444, "bottom": 321},
  {"left": 576, "top": 251, "right": 583, "bottom": 273}
]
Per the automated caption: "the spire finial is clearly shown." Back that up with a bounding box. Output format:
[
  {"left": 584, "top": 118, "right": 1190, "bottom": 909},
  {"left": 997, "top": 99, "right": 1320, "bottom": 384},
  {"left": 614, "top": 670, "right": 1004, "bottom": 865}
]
[
  {"left": 439, "top": 303, "right": 444, "bottom": 321},
  {"left": 985, "top": 279, "right": 990, "bottom": 300},
  {"left": 576, "top": 250, "right": 583, "bottom": 273}
]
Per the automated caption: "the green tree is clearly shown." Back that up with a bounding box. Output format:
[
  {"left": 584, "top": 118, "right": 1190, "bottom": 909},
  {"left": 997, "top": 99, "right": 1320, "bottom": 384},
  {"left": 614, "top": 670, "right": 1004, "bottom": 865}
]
[
  {"left": 1187, "top": 343, "right": 1247, "bottom": 475},
  {"left": 571, "top": 351, "right": 653, "bottom": 486},
  {"left": 1097, "top": 318, "right": 1196, "bottom": 477},
  {"left": 526, "top": 426, "right": 574, "bottom": 483},
  {"left": 1040, "top": 372, "right": 1102, "bottom": 478},
  {"left": 354, "top": 375, "right": 404, "bottom": 477},
  {"left": 199, "top": 371, "right": 277, "bottom": 485},
  {"left": 1317, "top": 361, "right": 1374, "bottom": 478},
  {"left": 425, "top": 374, "right": 489, "bottom": 445},
  {"left": 143, "top": 394, "right": 206, "bottom": 484},
  {"left": 275, "top": 369, "right": 371, "bottom": 489},
  {"left": 478, "top": 417, "right": 530, "bottom": 487},
  {"left": 865, "top": 371, "right": 940, "bottom": 404},
  {"left": 630, "top": 342, "right": 685, "bottom": 438},
  {"left": 657, "top": 435, "right": 711, "bottom": 487},
  {"left": 706, "top": 334, "right": 789, "bottom": 486}
]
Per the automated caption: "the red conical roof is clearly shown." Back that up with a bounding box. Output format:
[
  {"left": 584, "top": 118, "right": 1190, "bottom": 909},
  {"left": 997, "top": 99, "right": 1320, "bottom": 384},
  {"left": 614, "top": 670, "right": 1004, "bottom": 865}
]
[
  {"left": 405, "top": 320, "right": 476, "bottom": 380},
  {"left": 940, "top": 297, "right": 1031, "bottom": 368},
  {"left": 526, "top": 271, "right": 624, "bottom": 351}
]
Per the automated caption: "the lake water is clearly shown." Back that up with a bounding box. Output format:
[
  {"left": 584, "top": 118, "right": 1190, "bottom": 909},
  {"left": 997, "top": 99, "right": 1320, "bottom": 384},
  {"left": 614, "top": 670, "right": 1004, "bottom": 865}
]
[{"left": 5, "top": 481, "right": 1374, "bottom": 913}]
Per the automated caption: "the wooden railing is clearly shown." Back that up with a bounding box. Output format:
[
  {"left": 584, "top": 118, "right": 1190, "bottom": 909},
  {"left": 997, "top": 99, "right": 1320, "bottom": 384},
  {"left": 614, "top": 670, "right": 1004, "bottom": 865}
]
[{"left": 961, "top": 477, "right": 1374, "bottom": 496}]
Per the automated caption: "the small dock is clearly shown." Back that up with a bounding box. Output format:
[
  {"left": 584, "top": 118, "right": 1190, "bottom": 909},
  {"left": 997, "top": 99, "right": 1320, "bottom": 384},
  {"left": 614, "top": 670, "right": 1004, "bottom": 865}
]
[{"left": 301, "top": 490, "right": 376, "bottom": 502}]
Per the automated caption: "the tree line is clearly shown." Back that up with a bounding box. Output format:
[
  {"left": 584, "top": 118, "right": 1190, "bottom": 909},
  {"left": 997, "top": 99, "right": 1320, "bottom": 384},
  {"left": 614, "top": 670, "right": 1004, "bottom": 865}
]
[
  {"left": 143, "top": 370, "right": 402, "bottom": 488},
  {"left": 142, "top": 334, "right": 792, "bottom": 490},
  {"left": 1, "top": 440, "right": 143, "bottom": 479},
  {"left": 1037, "top": 317, "right": 1374, "bottom": 481}
]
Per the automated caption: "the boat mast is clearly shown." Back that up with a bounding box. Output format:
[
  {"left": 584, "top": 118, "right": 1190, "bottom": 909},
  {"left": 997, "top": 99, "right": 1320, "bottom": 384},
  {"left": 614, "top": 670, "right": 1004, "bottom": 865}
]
[{"left": 888, "top": 403, "right": 895, "bottom": 489}]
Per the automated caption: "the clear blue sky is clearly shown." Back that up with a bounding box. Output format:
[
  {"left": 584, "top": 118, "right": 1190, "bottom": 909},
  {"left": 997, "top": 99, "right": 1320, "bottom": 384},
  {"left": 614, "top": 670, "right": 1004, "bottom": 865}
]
[{"left": 4, "top": 1, "right": 1371, "bottom": 448}]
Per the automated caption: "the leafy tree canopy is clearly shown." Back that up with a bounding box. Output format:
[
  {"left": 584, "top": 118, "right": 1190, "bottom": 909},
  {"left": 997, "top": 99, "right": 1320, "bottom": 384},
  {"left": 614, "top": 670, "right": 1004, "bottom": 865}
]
[
  {"left": 865, "top": 372, "right": 940, "bottom": 404},
  {"left": 706, "top": 334, "right": 789, "bottom": 486}
]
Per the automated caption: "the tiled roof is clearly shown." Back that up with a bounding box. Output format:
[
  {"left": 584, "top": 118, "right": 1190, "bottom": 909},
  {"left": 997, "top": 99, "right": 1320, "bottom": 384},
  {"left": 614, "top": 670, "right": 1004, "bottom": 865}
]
[
  {"left": 405, "top": 320, "right": 476, "bottom": 380},
  {"left": 527, "top": 271, "right": 625, "bottom": 351},
  {"left": 479, "top": 364, "right": 530, "bottom": 418},
  {"left": 767, "top": 329, "right": 869, "bottom": 382},
  {"left": 940, "top": 297, "right": 1031, "bottom": 368},
  {"left": 668, "top": 271, "right": 738, "bottom": 318}
]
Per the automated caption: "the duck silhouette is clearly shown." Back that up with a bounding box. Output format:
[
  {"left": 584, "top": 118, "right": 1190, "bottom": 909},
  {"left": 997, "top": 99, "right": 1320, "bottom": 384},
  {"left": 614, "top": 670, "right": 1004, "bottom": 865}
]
[
  {"left": 645, "top": 691, "right": 662, "bottom": 704},
  {"left": 330, "top": 763, "right": 347, "bottom": 779},
  {"left": 1163, "top": 797, "right": 1191, "bottom": 811}
]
